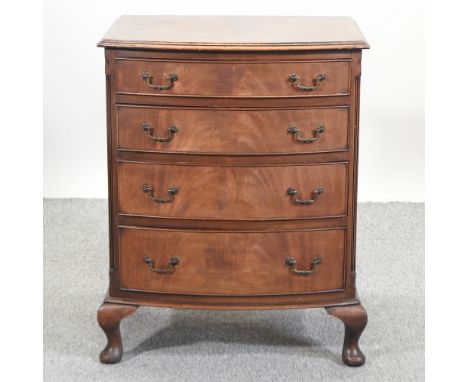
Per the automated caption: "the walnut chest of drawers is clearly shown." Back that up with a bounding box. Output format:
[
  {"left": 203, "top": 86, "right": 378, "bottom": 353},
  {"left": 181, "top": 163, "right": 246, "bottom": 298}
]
[{"left": 96, "top": 15, "right": 369, "bottom": 366}]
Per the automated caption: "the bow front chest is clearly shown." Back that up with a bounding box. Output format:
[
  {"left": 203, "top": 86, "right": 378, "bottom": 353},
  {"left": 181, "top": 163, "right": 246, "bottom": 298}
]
[{"left": 97, "top": 15, "right": 369, "bottom": 366}]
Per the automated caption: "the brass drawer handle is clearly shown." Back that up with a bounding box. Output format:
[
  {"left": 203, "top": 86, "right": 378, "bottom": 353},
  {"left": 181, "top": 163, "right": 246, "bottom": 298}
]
[
  {"left": 288, "top": 124, "right": 326, "bottom": 143},
  {"left": 285, "top": 256, "right": 322, "bottom": 276},
  {"left": 141, "top": 123, "right": 178, "bottom": 142},
  {"left": 142, "top": 184, "right": 178, "bottom": 203},
  {"left": 288, "top": 73, "right": 326, "bottom": 91},
  {"left": 287, "top": 186, "right": 324, "bottom": 205},
  {"left": 144, "top": 255, "right": 180, "bottom": 274},
  {"left": 141, "top": 72, "right": 178, "bottom": 90}
]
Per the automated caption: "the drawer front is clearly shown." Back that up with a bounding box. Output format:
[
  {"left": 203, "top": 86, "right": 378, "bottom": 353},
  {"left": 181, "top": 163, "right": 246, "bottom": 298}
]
[
  {"left": 116, "top": 59, "right": 350, "bottom": 97},
  {"left": 118, "top": 162, "right": 347, "bottom": 220},
  {"left": 119, "top": 227, "right": 346, "bottom": 295},
  {"left": 117, "top": 106, "right": 349, "bottom": 155}
]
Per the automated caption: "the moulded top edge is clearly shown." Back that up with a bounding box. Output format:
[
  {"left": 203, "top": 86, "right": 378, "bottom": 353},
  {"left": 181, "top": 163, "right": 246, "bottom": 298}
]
[{"left": 97, "top": 15, "right": 370, "bottom": 51}]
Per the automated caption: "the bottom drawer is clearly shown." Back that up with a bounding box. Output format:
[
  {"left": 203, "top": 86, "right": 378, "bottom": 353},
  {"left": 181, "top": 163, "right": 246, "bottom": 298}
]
[{"left": 118, "top": 226, "right": 346, "bottom": 296}]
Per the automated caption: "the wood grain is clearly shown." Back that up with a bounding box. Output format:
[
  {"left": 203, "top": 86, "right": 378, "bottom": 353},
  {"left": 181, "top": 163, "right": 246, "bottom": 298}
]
[
  {"left": 117, "top": 161, "right": 348, "bottom": 220},
  {"left": 119, "top": 226, "right": 345, "bottom": 295},
  {"left": 97, "top": 16, "right": 369, "bottom": 365},
  {"left": 116, "top": 59, "right": 350, "bottom": 97},
  {"left": 98, "top": 16, "right": 369, "bottom": 51},
  {"left": 117, "top": 105, "right": 349, "bottom": 155}
]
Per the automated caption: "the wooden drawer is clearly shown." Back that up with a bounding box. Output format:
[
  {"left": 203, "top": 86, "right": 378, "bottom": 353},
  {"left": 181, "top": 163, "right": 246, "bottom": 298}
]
[
  {"left": 116, "top": 59, "right": 350, "bottom": 97},
  {"left": 118, "top": 162, "right": 347, "bottom": 220},
  {"left": 118, "top": 226, "right": 346, "bottom": 295},
  {"left": 117, "top": 106, "right": 349, "bottom": 155}
]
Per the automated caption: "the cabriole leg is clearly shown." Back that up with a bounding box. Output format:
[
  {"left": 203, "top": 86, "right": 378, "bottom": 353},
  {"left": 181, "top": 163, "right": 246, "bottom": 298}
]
[
  {"left": 326, "top": 303, "right": 368, "bottom": 366},
  {"left": 97, "top": 302, "right": 138, "bottom": 364}
]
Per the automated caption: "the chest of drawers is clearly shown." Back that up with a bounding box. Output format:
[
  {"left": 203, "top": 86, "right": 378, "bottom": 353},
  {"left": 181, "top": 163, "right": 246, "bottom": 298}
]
[{"left": 96, "top": 15, "right": 369, "bottom": 366}]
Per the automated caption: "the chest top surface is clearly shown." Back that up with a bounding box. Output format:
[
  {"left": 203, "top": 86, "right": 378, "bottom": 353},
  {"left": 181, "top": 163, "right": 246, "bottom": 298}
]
[{"left": 98, "top": 15, "right": 369, "bottom": 51}]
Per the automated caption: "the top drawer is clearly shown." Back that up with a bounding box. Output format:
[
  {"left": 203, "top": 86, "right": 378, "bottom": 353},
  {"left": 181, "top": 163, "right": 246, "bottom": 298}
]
[{"left": 115, "top": 59, "right": 351, "bottom": 98}]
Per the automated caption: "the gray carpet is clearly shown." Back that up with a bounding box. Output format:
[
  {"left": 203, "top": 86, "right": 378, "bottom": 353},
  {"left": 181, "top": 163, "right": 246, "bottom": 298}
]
[{"left": 44, "top": 200, "right": 424, "bottom": 382}]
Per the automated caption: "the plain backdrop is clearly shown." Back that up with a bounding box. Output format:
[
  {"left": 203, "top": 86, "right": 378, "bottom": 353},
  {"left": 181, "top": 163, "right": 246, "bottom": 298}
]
[{"left": 44, "top": 0, "right": 424, "bottom": 201}]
